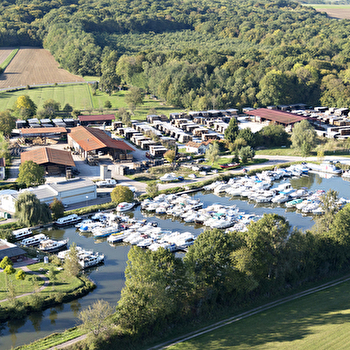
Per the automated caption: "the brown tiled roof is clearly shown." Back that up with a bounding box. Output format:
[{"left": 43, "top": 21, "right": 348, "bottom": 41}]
[
  {"left": 244, "top": 108, "right": 307, "bottom": 125},
  {"left": 69, "top": 126, "right": 134, "bottom": 152},
  {"left": 186, "top": 140, "right": 213, "bottom": 148},
  {"left": 21, "top": 147, "right": 75, "bottom": 167},
  {"left": 78, "top": 115, "right": 115, "bottom": 122},
  {"left": 0, "top": 158, "right": 5, "bottom": 167},
  {"left": 20, "top": 127, "right": 67, "bottom": 135}
]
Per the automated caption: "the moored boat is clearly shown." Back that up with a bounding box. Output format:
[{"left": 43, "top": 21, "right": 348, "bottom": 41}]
[
  {"left": 12, "top": 228, "right": 33, "bottom": 240},
  {"left": 39, "top": 238, "right": 69, "bottom": 252},
  {"left": 116, "top": 202, "right": 135, "bottom": 212},
  {"left": 20, "top": 234, "right": 48, "bottom": 247},
  {"left": 55, "top": 214, "right": 82, "bottom": 227}
]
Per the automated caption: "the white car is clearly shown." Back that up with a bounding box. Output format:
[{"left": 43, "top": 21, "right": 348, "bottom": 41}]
[{"left": 122, "top": 183, "right": 136, "bottom": 193}]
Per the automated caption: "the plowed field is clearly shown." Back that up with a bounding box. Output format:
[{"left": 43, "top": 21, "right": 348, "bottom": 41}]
[
  {"left": 0, "top": 48, "right": 14, "bottom": 65},
  {"left": 310, "top": 4, "right": 350, "bottom": 19},
  {"left": 0, "top": 47, "right": 85, "bottom": 89}
]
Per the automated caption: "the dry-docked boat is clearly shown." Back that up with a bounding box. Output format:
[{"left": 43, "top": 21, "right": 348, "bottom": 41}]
[{"left": 38, "top": 238, "right": 69, "bottom": 252}]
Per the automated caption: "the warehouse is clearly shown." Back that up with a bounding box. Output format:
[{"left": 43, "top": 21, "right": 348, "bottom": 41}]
[
  {"left": 68, "top": 126, "right": 134, "bottom": 161},
  {"left": 78, "top": 114, "right": 115, "bottom": 126},
  {"left": 21, "top": 147, "right": 75, "bottom": 175}
]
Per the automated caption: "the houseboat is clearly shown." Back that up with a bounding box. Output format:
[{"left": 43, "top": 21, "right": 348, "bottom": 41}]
[
  {"left": 55, "top": 214, "right": 82, "bottom": 227},
  {"left": 12, "top": 228, "right": 33, "bottom": 240},
  {"left": 20, "top": 234, "right": 48, "bottom": 247},
  {"left": 38, "top": 238, "right": 69, "bottom": 252}
]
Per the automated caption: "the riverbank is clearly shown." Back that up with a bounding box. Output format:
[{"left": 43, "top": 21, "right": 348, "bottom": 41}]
[{"left": 0, "top": 262, "right": 96, "bottom": 323}]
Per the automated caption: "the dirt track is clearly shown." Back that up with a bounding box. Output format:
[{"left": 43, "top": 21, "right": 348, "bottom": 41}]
[
  {"left": 0, "top": 47, "right": 85, "bottom": 89},
  {"left": 0, "top": 47, "right": 15, "bottom": 66}
]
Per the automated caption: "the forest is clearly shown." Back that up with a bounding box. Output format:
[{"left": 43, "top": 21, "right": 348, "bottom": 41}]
[{"left": 2, "top": 0, "right": 350, "bottom": 110}]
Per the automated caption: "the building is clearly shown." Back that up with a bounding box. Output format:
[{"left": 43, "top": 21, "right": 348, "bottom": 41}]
[
  {"left": 19, "top": 127, "right": 67, "bottom": 141},
  {"left": 0, "top": 239, "right": 26, "bottom": 263},
  {"left": 78, "top": 114, "right": 115, "bottom": 126},
  {"left": 244, "top": 108, "right": 308, "bottom": 127},
  {"left": 0, "top": 178, "right": 97, "bottom": 212},
  {"left": 68, "top": 126, "right": 134, "bottom": 161},
  {"left": 186, "top": 140, "right": 213, "bottom": 154},
  {"left": 0, "top": 158, "right": 5, "bottom": 180},
  {"left": 21, "top": 147, "right": 75, "bottom": 175}
]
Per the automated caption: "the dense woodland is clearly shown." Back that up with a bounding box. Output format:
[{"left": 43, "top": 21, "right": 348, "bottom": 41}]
[{"left": 2, "top": 0, "right": 350, "bottom": 110}]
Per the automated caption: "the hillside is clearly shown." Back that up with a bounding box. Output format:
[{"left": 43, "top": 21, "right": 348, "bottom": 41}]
[{"left": 1, "top": 0, "right": 350, "bottom": 109}]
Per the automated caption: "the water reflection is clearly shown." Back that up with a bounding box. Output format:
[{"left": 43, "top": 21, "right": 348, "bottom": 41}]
[
  {"left": 70, "top": 300, "right": 81, "bottom": 318},
  {"left": 290, "top": 174, "right": 315, "bottom": 189},
  {"left": 49, "top": 309, "right": 58, "bottom": 325}
]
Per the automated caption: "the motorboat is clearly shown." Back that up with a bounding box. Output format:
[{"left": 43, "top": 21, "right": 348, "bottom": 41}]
[
  {"left": 116, "top": 202, "right": 135, "bottom": 212},
  {"left": 306, "top": 162, "right": 342, "bottom": 174},
  {"left": 92, "top": 225, "right": 120, "bottom": 238},
  {"left": 55, "top": 214, "right": 82, "bottom": 227},
  {"left": 107, "top": 232, "right": 129, "bottom": 243},
  {"left": 20, "top": 234, "right": 48, "bottom": 247},
  {"left": 79, "top": 253, "right": 105, "bottom": 269},
  {"left": 12, "top": 228, "right": 32, "bottom": 240},
  {"left": 38, "top": 238, "right": 69, "bottom": 252}
]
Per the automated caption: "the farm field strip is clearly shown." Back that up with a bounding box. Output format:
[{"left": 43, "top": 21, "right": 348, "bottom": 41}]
[
  {"left": 307, "top": 4, "right": 350, "bottom": 19},
  {"left": 156, "top": 275, "right": 350, "bottom": 350},
  {"left": 0, "top": 47, "right": 17, "bottom": 66},
  {"left": 0, "top": 47, "right": 85, "bottom": 90}
]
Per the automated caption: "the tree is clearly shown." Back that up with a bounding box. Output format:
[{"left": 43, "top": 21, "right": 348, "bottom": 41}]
[
  {"left": 63, "top": 103, "right": 73, "bottom": 113},
  {"left": 291, "top": 120, "right": 317, "bottom": 156},
  {"left": 224, "top": 117, "right": 239, "bottom": 143},
  {"left": 42, "top": 99, "right": 61, "bottom": 117},
  {"left": 17, "top": 160, "right": 45, "bottom": 187},
  {"left": 0, "top": 111, "right": 16, "bottom": 137},
  {"left": 146, "top": 182, "right": 158, "bottom": 197},
  {"left": 0, "top": 256, "right": 13, "bottom": 269},
  {"left": 16, "top": 270, "right": 26, "bottom": 281},
  {"left": 117, "top": 107, "right": 131, "bottom": 126},
  {"left": 49, "top": 198, "right": 65, "bottom": 221},
  {"left": 13, "top": 95, "right": 37, "bottom": 119},
  {"left": 164, "top": 149, "right": 176, "bottom": 168},
  {"left": 125, "top": 87, "right": 144, "bottom": 113},
  {"left": 78, "top": 299, "right": 113, "bottom": 337},
  {"left": 15, "top": 191, "right": 51, "bottom": 227},
  {"left": 111, "top": 185, "right": 134, "bottom": 204},
  {"left": 237, "top": 127, "right": 255, "bottom": 147},
  {"left": 205, "top": 143, "right": 220, "bottom": 165},
  {"left": 63, "top": 242, "right": 81, "bottom": 277},
  {"left": 104, "top": 100, "right": 112, "bottom": 109},
  {"left": 239, "top": 145, "right": 255, "bottom": 163},
  {"left": 0, "top": 132, "right": 10, "bottom": 164},
  {"left": 233, "top": 137, "right": 247, "bottom": 150},
  {"left": 257, "top": 124, "right": 289, "bottom": 147}
]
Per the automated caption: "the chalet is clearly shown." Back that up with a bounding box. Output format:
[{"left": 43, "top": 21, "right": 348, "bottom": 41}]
[{"left": 186, "top": 140, "right": 213, "bottom": 154}]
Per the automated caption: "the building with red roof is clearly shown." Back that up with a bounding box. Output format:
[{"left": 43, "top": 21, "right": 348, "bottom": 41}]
[
  {"left": 244, "top": 108, "right": 308, "bottom": 127},
  {"left": 68, "top": 126, "right": 134, "bottom": 161}
]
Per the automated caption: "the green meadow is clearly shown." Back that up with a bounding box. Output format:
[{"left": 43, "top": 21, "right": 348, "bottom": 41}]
[
  {"left": 169, "top": 280, "right": 350, "bottom": 350},
  {"left": 0, "top": 83, "right": 183, "bottom": 120}
]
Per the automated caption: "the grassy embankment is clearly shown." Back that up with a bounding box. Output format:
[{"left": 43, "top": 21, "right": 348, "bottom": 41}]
[
  {"left": 168, "top": 278, "right": 350, "bottom": 350},
  {"left": 0, "top": 48, "right": 19, "bottom": 71}
]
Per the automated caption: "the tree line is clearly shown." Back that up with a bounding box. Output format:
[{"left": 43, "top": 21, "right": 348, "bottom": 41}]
[{"left": 2, "top": 1, "right": 350, "bottom": 108}]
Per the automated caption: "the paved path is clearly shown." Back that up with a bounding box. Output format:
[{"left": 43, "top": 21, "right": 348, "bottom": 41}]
[{"left": 0, "top": 266, "right": 50, "bottom": 303}]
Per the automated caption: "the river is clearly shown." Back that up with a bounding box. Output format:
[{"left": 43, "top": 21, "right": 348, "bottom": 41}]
[{"left": 0, "top": 172, "right": 349, "bottom": 349}]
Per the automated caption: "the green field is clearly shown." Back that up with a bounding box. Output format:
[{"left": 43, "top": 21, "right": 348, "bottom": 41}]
[
  {"left": 307, "top": 4, "right": 350, "bottom": 9},
  {"left": 169, "top": 280, "right": 350, "bottom": 350},
  {"left": 0, "top": 48, "right": 18, "bottom": 70},
  {"left": 0, "top": 83, "right": 183, "bottom": 120}
]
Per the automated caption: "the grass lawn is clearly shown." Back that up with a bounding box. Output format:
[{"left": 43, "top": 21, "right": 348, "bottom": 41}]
[
  {"left": 255, "top": 147, "right": 305, "bottom": 157},
  {"left": 0, "top": 267, "right": 44, "bottom": 300},
  {"left": 0, "top": 84, "right": 93, "bottom": 111},
  {"left": 169, "top": 279, "right": 350, "bottom": 350}
]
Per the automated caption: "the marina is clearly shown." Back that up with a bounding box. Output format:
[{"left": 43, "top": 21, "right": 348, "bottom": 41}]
[{"left": 1, "top": 170, "right": 350, "bottom": 349}]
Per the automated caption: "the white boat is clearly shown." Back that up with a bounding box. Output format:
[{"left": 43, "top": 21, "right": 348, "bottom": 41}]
[
  {"left": 93, "top": 225, "right": 120, "bottom": 238},
  {"left": 342, "top": 170, "right": 350, "bottom": 178},
  {"left": 79, "top": 253, "right": 105, "bottom": 269},
  {"left": 57, "top": 246, "right": 94, "bottom": 260},
  {"left": 160, "top": 173, "right": 178, "bottom": 182},
  {"left": 107, "top": 231, "right": 129, "bottom": 243},
  {"left": 55, "top": 214, "right": 82, "bottom": 227},
  {"left": 306, "top": 162, "right": 341, "bottom": 174},
  {"left": 20, "top": 234, "right": 48, "bottom": 247},
  {"left": 39, "top": 238, "right": 69, "bottom": 252},
  {"left": 12, "top": 228, "right": 33, "bottom": 240},
  {"left": 116, "top": 202, "right": 135, "bottom": 212}
]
